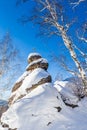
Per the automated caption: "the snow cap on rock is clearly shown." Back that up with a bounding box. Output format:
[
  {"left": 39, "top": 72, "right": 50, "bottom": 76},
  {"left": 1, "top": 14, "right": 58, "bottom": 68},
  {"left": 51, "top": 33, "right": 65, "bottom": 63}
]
[
  {"left": 28, "top": 53, "right": 42, "bottom": 63},
  {"left": 27, "top": 53, "right": 48, "bottom": 71}
]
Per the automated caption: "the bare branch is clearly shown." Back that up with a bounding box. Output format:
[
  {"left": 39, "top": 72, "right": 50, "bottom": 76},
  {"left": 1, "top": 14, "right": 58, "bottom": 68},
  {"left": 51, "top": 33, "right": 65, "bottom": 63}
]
[
  {"left": 73, "top": 44, "right": 87, "bottom": 57},
  {"left": 0, "top": 33, "right": 21, "bottom": 97},
  {"left": 77, "top": 30, "right": 87, "bottom": 43},
  {"left": 70, "top": 0, "right": 86, "bottom": 9},
  {"left": 76, "top": 22, "right": 87, "bottom": 43},
  {"left": 65, "top": 18, "right": 77, "bottom": 31},
  {"left": 61, "top": 61, "right": 80, "bottom": 77}
]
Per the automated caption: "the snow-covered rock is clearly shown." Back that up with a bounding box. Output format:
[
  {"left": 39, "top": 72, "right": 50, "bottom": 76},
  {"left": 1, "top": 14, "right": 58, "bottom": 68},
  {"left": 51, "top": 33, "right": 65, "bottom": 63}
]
[
  {"left": 1, "top": 54, "right": 87, "bottom": 130},
  {"left": 28, "top": 53, "right": 42, "bottom": 63},
  {"left": 9, "top": 53, "right": 51, "bottom": 105},
  {"left": 1, "top": 83, "right": 63, "bottom": 130},
  {"left": 26, "top": 58, "right": 48, "bottom": 71},
  {"left": 54, "top": 77, "right": 84, "bottom": 107},
  {"left": 0, "top": 100, "right": 8, "bottom": 118},
  {"left": 1, "top": 86, "right": 87, "bottom": 130}
]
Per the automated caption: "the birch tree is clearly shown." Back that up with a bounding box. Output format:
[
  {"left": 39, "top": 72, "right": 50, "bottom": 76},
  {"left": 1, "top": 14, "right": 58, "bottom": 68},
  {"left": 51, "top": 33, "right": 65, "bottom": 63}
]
[{"left": 17, "top": 0, "right": 87, "bottom": 96}]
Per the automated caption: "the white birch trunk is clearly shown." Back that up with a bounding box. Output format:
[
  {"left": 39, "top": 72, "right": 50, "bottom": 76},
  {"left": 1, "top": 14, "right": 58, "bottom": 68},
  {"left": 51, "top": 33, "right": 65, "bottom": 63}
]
[{"left": 55, "top": 23, "right": 87, "bottom": 95}]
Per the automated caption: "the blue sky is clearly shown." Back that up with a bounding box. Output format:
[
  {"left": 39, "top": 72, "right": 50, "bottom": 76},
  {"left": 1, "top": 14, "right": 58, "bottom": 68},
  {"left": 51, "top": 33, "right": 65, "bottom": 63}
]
[{"left": 0, "top": 0, "right": 86, "bottom": 80}]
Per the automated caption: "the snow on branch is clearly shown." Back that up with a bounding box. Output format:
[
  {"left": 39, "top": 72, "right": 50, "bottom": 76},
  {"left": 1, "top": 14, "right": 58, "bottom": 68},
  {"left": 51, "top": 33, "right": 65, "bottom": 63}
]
[
  {"left": 76, "top": 22, "right": 87, "bottom": 43},
  {"left": 70, "top": 0, "right": 86, "bottom": 9},
  {"left": 73, "top": 44, "right": 87, "bottom": 57},
  {"left": 77, "top": 32, "right": 87, "bottom": 43}
]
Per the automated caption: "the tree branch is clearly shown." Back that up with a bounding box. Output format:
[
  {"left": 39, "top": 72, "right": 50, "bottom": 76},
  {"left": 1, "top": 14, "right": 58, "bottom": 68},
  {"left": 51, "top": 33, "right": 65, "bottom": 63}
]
[{"left": 70, "top": 0, "right": 86, "bottom": 9}]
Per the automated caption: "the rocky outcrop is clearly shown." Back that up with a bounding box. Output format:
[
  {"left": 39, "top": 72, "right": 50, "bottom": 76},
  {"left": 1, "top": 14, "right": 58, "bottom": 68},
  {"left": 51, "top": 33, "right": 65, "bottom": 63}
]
[
  {"left": 0, "top": 53, "right": 64, "bottom": 130},
  {"left": 9, "top": 53, "right": 52, "bottom": 105}
]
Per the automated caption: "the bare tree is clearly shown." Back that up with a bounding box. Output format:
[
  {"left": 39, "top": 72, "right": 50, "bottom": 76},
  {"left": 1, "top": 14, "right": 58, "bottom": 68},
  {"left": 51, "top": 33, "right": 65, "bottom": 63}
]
[
  {"left": 17, "top": 0, "right": 87, "bottom": 95},
  {"left": 76, "top": 22, "right": 87, "bottom": 43},
  {"left": 0, "top": 32, "right": 21, "bottom": 99}
]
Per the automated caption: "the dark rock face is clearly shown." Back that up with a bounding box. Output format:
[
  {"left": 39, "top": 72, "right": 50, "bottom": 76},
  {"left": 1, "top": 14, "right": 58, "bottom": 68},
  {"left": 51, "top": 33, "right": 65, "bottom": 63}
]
[
  {"left": 9, "top": 94, "right": 16, "bottom": 106},
  {"left": 12, "top": 80, "right": 23, "bottom": 92},
  {"left": 1, "top": 121, "right": 17, "bottom": 130},
  {"left": 0, "top": 100, "right": 8, "bottom": 118},
  {"left": 8, "top": 53, "right": 52, "bottom": 106}
]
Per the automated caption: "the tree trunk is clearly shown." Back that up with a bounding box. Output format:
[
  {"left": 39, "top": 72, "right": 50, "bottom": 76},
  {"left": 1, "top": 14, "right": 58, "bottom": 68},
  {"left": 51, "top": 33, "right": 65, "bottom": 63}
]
[{"left": 55, "top": 22, "right": 87, "bottom": 95}]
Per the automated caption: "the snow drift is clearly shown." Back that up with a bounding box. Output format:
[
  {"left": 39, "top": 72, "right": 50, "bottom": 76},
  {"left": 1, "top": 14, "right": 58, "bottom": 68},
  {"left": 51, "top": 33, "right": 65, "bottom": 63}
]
[{"left": 1, "top": 53, "right": 87, "bottom": 130}]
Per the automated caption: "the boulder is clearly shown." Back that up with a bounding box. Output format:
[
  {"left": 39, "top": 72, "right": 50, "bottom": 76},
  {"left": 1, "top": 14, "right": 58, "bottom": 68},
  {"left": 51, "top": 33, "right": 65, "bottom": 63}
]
[
  {"left": 8, "top": 53, "right": 52, "bottom": 105},
  {"left": 28, "top": 53, "right": 42, "bottom": 63},
  {"left": 26, "top": 58, "right": 48, "bottom": 71}
]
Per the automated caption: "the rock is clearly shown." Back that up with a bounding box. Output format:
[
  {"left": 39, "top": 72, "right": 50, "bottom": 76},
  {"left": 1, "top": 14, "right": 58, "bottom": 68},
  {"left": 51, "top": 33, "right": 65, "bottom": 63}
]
[
  {"left": 9, "top": 94, "right": 16, "bottom": 106},
  {"left": 8, "top": 53, "right": 52, "bottom": 105},
  {"left": 26, "top": 75, "right": 52, "bottom": 92},
  {"left": 1, "top": 82, "right": 63, "bottom": 130},
  {"left": 54, "top": 77, "right": 84, "bottom": 107},
  {"left": 12, "top": 80, "right": 23, "bottom": 92},
  {"left": 26, "top": 58, "right": 48, "bottom": 71},
  {"left": 28, "top": 53, "right": 42, "bottom": 63},
  {"left": 1, "top": 121, "right": 17, "bottom": 130},
  {"left": 0, "top": 100, "right": 8, "bottom": 118}
]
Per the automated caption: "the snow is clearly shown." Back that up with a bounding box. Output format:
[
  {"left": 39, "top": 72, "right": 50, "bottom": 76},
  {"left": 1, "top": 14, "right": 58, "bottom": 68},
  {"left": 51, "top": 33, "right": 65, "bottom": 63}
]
[
  {"left": 15, "top": 68, "right": 50, "bottom": 93},
  {"left": 26, "top": 58, "right": 48, "bottom": 70},
  {"left": 1, "top": 58, "right": 87, "bottom": 130},
  {"left": 15, "top": 71, "right": 29, "bottom": 83},
  {"left": 1, "top": 82, "right": 87, "bottom": 130},
  {"left": 28, "top": 53, "right": 41, "bottom": 60},
  {"left": 54, "top": 80, "right": 79, "bottom": 105},
  {"left": 0, "top": 124, "right": 8, "bottom": 130},
  {"left": 10, "top": 68, "right": 50, "bottom": 104},
  {"left": 1, "top": 83, "right": 63, "bottom": 130}
]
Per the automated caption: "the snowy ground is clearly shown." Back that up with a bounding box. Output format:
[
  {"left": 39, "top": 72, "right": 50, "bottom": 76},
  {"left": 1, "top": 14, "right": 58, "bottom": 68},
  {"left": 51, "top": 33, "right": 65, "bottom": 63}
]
[
  {"left": 0, "top": 53, "right": 87, "bottom": 130},
  {"left": 1, "top": 83, "right": 87, "bottom": 130}
]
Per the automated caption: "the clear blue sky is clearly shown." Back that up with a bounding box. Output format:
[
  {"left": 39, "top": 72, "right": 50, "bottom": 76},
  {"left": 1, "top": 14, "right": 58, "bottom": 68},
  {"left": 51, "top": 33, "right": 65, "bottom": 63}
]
[{"left": 0, "top": 0, "right": 86, "bottom": 80}]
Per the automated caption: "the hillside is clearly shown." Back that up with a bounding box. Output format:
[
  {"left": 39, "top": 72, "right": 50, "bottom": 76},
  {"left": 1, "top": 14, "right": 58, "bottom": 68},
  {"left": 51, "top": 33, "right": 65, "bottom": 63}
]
[
  {"left": 0, "top": 53, "right": 87, "bottom": 130},
  {"left": 1, "top": 85, "right": 87, "bottom": 130}
]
